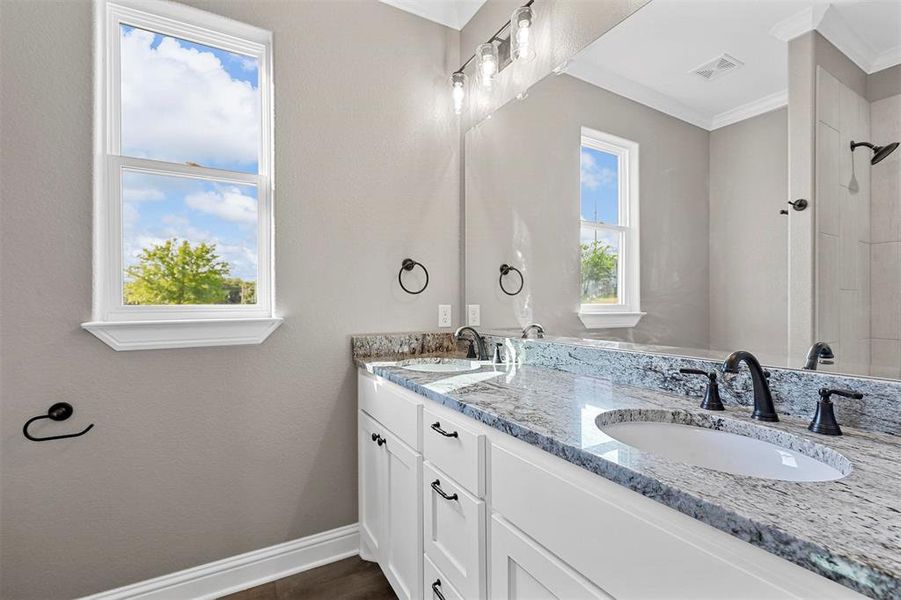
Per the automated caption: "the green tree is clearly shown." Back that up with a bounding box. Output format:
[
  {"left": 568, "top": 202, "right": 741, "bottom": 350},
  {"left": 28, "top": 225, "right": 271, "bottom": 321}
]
[
  {"left": 124, "top": 239, "right": 231, "bottom": 305},
  {"left": 223, "top": 278, "right": 257, "bottom": 304},
  {"left": 581, "top": 239, "right": 618, "bottom": 303}
]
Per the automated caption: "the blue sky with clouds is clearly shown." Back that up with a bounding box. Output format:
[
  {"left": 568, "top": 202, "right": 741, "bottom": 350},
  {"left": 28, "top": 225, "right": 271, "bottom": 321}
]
[
  {"left": 580, "top": 146, "right": 618, "bottom": 224},
  {"left": 119, "top": 25, "right": 261, "bottom": 283}
]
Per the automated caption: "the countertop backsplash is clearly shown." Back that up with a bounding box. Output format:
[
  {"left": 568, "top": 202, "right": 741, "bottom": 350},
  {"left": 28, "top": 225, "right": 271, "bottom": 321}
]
[{"left": 352, "top": 331, "right": 901, "bottom": 435}]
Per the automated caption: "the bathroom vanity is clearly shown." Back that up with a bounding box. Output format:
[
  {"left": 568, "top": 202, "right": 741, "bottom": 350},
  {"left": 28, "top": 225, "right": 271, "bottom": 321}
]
[{"left": 353, "top": 336, "right": 900, "bottom": 600}]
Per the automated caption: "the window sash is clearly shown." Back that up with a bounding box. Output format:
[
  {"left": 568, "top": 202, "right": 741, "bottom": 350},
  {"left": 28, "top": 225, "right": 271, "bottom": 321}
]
[
  {"left": 580, "top": 128, "right": 640, "bottom": 316},
  {"left": 95, "top": 1, "right": 274, "bottom": 323}
]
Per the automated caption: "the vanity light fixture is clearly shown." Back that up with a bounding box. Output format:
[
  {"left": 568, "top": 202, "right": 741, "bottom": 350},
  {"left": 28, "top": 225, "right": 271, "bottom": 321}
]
[
  {"left": 476, "top": 42, "right": 499, "bottom": 89},
  {"left": 511, "top": 5, "right": 535, "bottom": 62},
  {"left": 451, "top": 71, "right": 467, "bottom": 115},
  {"left": 448, "top": 0, "right": 537, "bottom": 114}
]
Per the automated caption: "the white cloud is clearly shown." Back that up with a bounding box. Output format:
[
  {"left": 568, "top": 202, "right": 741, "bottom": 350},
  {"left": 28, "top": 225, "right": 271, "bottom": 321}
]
[
  {"left": 120, "top": 27, "right": 259, "bottom": 170},
  {"left": 580, "top": 151, "right": 616, "bottom": 190},
  {"left": 185, "top": 186, "right": 257, "bottom": 224},
  {"left": 123, "top": 186, "right": 164, "bottom": 203}
]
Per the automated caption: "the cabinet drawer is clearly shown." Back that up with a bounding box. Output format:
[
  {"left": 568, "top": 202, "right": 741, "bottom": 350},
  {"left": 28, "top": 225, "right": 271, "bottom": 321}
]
[
  {"left": 423, "top": 462, "right": 486, "bottom": 599},
  {"left": 490, "top": 442, "right": 860, "bottom": 599},
  {"left": 423, "top": 407, "right": 485, "bottom": 497},
  {"left": 424, "top": 554, "right": 464, "bottom": 600},
  {"left": 359, "top": 371, "right": 422, "bottom": 451}
]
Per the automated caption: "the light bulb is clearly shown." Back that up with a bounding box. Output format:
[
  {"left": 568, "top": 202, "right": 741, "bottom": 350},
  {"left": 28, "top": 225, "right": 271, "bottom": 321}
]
[
  {"left": 451, "top": 72, "right": 466, "bottom": 115},
  {"left": 511, "top": 6, "right": 535, "bottom": 62},
  {"left": 476, "top": 42, "right": 498, "bottom": 89}
]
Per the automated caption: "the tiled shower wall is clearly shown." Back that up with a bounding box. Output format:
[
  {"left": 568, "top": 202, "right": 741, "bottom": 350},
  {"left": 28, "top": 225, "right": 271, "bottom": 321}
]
[
  {"left": 815, "top": 67, "right": 871, "bottom": 376},
  {"left": 869, "top": 93, "right": 901, "bottom": 378}
]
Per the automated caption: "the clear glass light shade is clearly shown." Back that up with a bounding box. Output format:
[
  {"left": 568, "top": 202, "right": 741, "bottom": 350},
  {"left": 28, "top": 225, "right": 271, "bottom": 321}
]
[
  {"left": 511, "top": 6, "right": 535, "bottom": 62},
  {"left": 476, "top": 42, "right": 499, "bottom": 89},
  {"left": 451, "top": 72, "right": 467, "bottom": 115}
]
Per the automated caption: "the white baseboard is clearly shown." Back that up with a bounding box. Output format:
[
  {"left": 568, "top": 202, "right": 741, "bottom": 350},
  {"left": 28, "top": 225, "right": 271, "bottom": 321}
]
[{"left": 81, "top": 523, "right": 360, "bottom": 600}]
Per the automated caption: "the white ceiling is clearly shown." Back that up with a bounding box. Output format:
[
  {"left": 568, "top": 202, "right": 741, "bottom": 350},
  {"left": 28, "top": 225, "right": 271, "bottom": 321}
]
[
  {"left": 379, "top": 0, "right": 488, "bottom": 30},
  {"left": 566, "top": 1, "right": 901, "bottom": 131}
]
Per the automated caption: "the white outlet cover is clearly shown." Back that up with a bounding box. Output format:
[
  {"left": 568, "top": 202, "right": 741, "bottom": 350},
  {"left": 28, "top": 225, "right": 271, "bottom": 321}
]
[
  {"left": 467, "top": 304, "right": 480, "bottom": 326},
  {"left": 438, "top": 304, "right": 452, "bottom": 328}
]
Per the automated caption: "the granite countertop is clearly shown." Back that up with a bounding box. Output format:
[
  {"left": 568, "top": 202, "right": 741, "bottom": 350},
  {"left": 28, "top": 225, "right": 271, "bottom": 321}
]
[{"left": 356, "top": 356, "right": 900, "bottom": 599}]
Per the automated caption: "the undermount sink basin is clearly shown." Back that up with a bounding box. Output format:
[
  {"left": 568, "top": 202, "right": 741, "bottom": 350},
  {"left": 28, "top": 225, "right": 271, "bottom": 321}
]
[
  {"left": 398, "top": 358, "right": 481, "bottom": 373},
  {"left": 596, "top": 410, "right": 851, "bottom": 482}
]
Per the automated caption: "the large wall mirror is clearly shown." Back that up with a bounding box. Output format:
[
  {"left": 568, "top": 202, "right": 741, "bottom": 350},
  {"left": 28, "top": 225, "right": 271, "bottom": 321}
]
[{"left": 464, "top": 0, "right": 901, "bottom": 380}]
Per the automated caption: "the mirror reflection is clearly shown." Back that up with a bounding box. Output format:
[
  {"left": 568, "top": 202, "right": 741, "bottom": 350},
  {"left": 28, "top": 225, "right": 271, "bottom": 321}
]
[{"left": 464, "top": 0, "right": 901, "bottom": 379}]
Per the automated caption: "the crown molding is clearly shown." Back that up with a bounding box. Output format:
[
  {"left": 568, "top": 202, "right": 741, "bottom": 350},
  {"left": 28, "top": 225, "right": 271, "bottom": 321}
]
[
  {"left": 771, "top": 5, "right": 900, "bottom": 74},
  {"left": 710, "top": 89, "right": 788, "bottom": 130},
  {"left": 378, "top": 0, "right": 486, "bottom": 30},
  {"left": 565, "top": 62, "right": 711, "bottom": 130},
  {"left": 769, "top": 5, "right": 828, "bottom": 43}
]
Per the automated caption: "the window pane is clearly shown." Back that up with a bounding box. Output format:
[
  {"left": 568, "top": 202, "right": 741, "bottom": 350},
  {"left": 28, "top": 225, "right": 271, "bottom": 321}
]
[
  {"left": 580, "top": 225, "right": 620, "bottom": 305},
  {"left": 122, "top": 171, "right": 258, "bottom": 305},
  {"left": 120, "top": 25, "right": 260, "bottom": 173},
  {"left": 580, "top": 145, "right": 618, "bottom": 224}
]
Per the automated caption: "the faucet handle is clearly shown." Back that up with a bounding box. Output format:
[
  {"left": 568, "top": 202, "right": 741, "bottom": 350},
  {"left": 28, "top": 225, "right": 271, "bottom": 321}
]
[
  {"left": 820, "top": 388, "right": 863, "bottom": 401},
  {"left": 464, "top": 340, "right": 477, "bottom": 359},
  {"left": 809, "top": 388, "right": 863, "bottom": 436},
  {"left": 679, "top": 368, "right": 724, "bottom": 411}
]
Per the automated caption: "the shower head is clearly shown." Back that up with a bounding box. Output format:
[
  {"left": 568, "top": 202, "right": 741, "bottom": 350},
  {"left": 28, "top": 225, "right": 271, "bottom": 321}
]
[{"left": 850, "top": 140, "right": 900, "bottom": 165}]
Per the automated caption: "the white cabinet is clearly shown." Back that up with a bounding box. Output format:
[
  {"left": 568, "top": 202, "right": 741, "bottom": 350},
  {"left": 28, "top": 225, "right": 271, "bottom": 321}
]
[
  {"left": 359, "top": 371, "right": 862, "bottom": 600},
  {"left": 489, "top": 515, "right": 613, "bottom": 600},
  {"left": 358, "top": 408, "right": 423, "bottom": 600},
  {"left": 358, "top": 410, "right": 385, "bottom": 559}
]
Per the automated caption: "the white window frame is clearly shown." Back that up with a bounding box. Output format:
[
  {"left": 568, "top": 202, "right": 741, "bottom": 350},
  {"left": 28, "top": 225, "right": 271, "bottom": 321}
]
[
  {"left": 83, "top": 0, "right": 281, "bottom": 350},
  {"left": 578, "top": 127, "right": 644, "bottom": 329}
]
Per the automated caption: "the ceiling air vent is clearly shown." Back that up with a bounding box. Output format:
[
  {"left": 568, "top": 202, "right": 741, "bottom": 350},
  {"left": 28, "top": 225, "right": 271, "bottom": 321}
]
[{"left": 691, "top": 53, "right": 744, "bottom": 81}]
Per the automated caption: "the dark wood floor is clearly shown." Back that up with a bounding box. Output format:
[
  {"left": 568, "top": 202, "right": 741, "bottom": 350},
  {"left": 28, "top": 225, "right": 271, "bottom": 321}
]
[{"left": 219, "top": 556, "right": 396, "bottom": 600}]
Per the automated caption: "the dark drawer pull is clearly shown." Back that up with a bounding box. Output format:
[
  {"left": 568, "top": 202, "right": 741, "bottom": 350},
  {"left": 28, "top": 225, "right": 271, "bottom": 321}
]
[
  {"left": 431, "top": 422, "right": 459, "bottom": 438},
  {"left": 431, "top": 479, "right": 458, "bottom": 501},
  {"left": 431, "top": 578, "right": 446, "bottom": 600},
  {"left": 371, "top": 432, "right": 386, "bottom": 446}
]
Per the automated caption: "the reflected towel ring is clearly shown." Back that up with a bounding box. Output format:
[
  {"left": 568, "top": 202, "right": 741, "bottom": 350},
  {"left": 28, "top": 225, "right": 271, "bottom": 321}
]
[
  {"left": 398, "top": 258, "right": 429, "bottom": 295},
  {"left": 23, "top": 402, "right": 94, "bottom": 442},
  {"left": 499, "top": 264, "right": 524, "bottom": 296}
]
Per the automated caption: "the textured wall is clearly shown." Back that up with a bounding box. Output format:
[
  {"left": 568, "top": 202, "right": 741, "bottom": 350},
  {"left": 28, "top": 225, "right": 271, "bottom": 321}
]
[
  {"left": 815, "top": 67, "right": 872, "bottom": 377},
  {"left": 465, "top": 74, "right": 710, "bottom": 348},
  {"left": 709, "top": 108, "right": 789, "bottom": 366},
  {"left": 869, "top": 93, "right": 901, "bottom": 378},
  {"left": 0, "top": 1, "right": 460, "bottom": 597}
]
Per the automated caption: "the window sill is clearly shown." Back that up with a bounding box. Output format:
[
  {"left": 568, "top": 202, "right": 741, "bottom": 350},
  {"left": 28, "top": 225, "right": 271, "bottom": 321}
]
[
  {"left": 82, "top": 317, "right": 283, "bottom": 351},
  {"left": 578, "top": 311, "right": 645, "bottom": 329}
]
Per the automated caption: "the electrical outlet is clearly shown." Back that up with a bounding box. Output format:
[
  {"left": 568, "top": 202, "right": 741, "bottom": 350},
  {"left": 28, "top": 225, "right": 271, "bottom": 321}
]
[
  {"left": 467, "top": 304, "right": 480, "bottom": 326},
  {"left": 438, "top": 305, "right": 452, "bottom": 328}
]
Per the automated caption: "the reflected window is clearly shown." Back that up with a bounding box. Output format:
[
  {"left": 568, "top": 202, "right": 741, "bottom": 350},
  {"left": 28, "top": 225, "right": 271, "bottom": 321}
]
[{"left": 579, "top": 128, "right": 643, "bottom": 328}]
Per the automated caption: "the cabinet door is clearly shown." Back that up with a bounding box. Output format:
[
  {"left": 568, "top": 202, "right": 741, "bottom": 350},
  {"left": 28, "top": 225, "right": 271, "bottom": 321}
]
[
  {"left": 383, "top": 426, "right": 423, "bottom": 600},
  {"left": 359, "top": 411, "right": 386, "bottom": 560},
  {"left": 490, "top": 515, "right": 613, "bottom": 600}
]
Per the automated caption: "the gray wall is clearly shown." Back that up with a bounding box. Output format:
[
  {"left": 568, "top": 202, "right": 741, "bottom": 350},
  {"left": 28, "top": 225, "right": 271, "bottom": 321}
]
[
  {"left": 465, "top": 74, "right": 710, "bottom": 348},
  {"left": 709, "top": 108, "right": 789, "bottom": 365},
  {"left": 867, "top": 64, "right": 901, "bottom": 103},
  {"left": 0, "top": 1, "right": 460, "bottom": 597}
]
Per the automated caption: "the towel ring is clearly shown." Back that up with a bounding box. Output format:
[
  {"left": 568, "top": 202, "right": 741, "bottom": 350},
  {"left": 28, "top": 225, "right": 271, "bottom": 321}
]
[
  {"left": 499, "top": 264, "right": 524, "bottom": 296},
  {"left": 23, "top": 402, "right": 94, "bottom": 442},
  {"left": 398, "top": 258, "right": 429, "bottom": 295}
]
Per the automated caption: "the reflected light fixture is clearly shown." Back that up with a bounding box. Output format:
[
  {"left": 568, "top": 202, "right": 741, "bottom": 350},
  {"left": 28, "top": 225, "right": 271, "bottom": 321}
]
[
  {"left": 451, "top": 72, "right": 467, "bottom": 115},
  {"left": 476, "top": 42, "right": 499, "bottom": 89},
  {"left": 448, "top": 1, "right": 537, "bottom": 115},
  {"left": 511, "top": 6, "right": 535, "bottom": 62}
]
